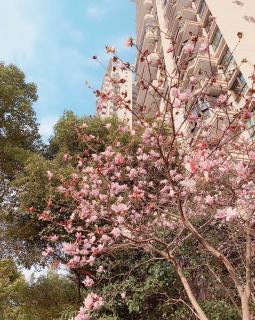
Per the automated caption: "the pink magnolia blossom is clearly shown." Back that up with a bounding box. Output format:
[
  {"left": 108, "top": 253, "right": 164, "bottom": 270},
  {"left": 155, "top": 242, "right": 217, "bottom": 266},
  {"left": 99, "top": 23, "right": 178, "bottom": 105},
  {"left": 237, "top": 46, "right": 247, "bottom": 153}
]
[
  {"left": 180, "top": 179, "right": 196, "bottom": 192},
  {"left": 63, "top": 153, "right": 70, "bottom": 161},
  {"left": 179, "top": 89, "right": 192, "bottom": 102},
  {"left": 48, "top": 235, "right": 59, "bottom": 242},
  {"left": 83, "top": 276, "right": 95, "bottom": 287},
  {"left": 167, "top": 44, "right": 174, "bottom": 53},
  {"left": 121, "top": 291, "right": 126, "bottom": 299},
  {"left": 97, "top": 265, "right": 105, "bottom": 273},
  {"left": 42, "top": 246, "right": 54, "bottom": 257},
  {"left": 216, "top": 94, "right": 228, "bottom": 105},
  {"left": 47, "top": 170, "right": 53, "bottom": 181},
  {"left": 81, "top": 122, "right": 88, "bottom": 128},
  {"left": 170, "top": 87, "right": 180, "bottom": 98},
  {"left": 129, "top": 168, "right": 138, "bottom": 180},
  {"left": 83, "top": 293, "right": 104, "bottom": 310},
  {"left": 125, "top": 36, "right": 134, "bottom": 48},
  {"left": 62, "top": 242, "right": 77, "bottom": 256},
  {"left": 38, "top": 210, "right": 53, "bottom": 222},
  {"left": 190, "top": 76, "right": 198, "bottom": 85},
  {"left": 74, "top": 312, "right": 90, "bottom": 320},
  {"left": 199, "top": 41, "right": 209, "bottom": 53},
  {"left": 183, "top": 43, "right": 194, "bottom": 55},
  {"left": 111, "top": 227, "right": 121, "bottom": 238},
  {"left": 105, "top": 123, "right": 112, "bottom": 129},
  {"left": 205, "top": 195, "right": 214, "bottom": 205},
  {"left": 216, "top": 207, "right": 238, "bottom": 222},
  {"left": 111, "top": 203, "right": 129, "bottom": 213}
]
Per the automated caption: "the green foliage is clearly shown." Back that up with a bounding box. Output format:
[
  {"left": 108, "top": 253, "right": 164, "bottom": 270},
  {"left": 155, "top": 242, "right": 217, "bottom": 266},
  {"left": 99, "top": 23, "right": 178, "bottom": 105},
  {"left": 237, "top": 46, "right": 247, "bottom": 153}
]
[
  {"left": 0, "top": 259, "right": 79, "bottom": 320},
  {"left": 47, "top": 111, "right": 132, "bottom": 158},
  {"left": 0, "top": 63, "right": 41, "bottom": 178}
]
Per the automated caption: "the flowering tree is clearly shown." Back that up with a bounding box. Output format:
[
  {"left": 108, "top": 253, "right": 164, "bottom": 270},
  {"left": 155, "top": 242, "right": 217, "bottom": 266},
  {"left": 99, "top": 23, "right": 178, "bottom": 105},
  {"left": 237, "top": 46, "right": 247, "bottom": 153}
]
[{"left": 35, "top": 34, "right": 255, "bottom": 320}]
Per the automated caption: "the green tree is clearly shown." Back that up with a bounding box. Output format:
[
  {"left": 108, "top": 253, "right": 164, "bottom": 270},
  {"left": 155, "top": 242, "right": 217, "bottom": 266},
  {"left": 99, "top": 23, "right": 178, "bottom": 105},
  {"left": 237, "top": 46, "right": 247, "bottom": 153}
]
[
  {"left": 0, "top": 63, "right": 42, "bottom": 267},
  {"left": 0, "top": 63, "right": 41, "bottom": 179},
  {"left": 0, "top": 259, "right": 79, "bottom": 320}
]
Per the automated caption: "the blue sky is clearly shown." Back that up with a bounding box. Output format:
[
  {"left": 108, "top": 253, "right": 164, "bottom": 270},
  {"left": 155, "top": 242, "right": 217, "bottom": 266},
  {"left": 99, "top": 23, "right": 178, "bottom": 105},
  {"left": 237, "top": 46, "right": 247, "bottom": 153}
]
[{"left": 0, "top": 0, "right": 135, "bottom": 140}]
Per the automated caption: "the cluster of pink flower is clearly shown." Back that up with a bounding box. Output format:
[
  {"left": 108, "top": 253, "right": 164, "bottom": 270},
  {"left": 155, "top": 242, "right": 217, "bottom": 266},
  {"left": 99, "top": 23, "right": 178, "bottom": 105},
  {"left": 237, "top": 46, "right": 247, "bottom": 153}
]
[{"left": 74, "top": 293, "right": 104, "bottom": 320}]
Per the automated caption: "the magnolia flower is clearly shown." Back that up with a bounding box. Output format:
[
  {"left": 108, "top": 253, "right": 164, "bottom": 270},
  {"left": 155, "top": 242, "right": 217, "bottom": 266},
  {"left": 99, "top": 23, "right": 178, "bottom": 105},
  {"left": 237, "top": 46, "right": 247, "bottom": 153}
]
[
  {"left": 42, "top": 246, "right": 54, "bottom": 257},
  {"left": 84, "top": 293, "right": 104, "bottom": 310},
  {"left": 199, "top": 41, "right": 209, "bottom": 53},
  {"left": 38, "top": 210, "right": 53, "bottom": 222},
  {"left": 84, "top": 295, "right": 94, "bottom": 310},
  {"left": 179, "top": 89, "right": 192, "bottom": 102},
  {"left": 81, "top": 122, "right": 88, "bottom": 128},
  {"left": 216, "top": 94, "right": 228, "bottom": 105},
  {"left": 190, "top": 76, "right": 198, "bottom": 85},
  {"left": 205, "top": 195, "right": 214, "bottom": 205},
  {"left": 82, "top": 276, "right": 95, "bottom": 288},
  {"left": 63, "top": 153, "right": 70, "bottom": 161},
  {"left": 183, "top": 43, "right": 194, "bottom": 55},
  {"left": 180, "top": 179, "right": 196, "bottom": 192},
  {"left": 170, "top": 87, "right": 180, "bottom": 98},
  {"left": 48, "top": 235, "right": 59, "bottom": 242},
  {"left": 167, "top": 44, "right": 174, "bottom": 53},
  {"left": 121, "top": 291, "right": 126, "bottom": 299},
  {"left": 125, "top": 36, "right": 134, "bottom": 47},
  {"left": 142, "top": 127, "right": 153, "bottom": 141},
  {"left": 216, "top": 207, "right": 238, "bottom": 222},
  {"left": 129, "top": 168, "right": 138, "bottom": 180},
  {"left": 111, "top": 227, "right": 121, "bottom": 238},
  {"left": 62, "top": 242, "right": 77, "bottom": 255},
  {"left": 236, "top": 162, "right": 248, "bottom": 179},
  {"left": 105, "top": 123, "right": 111, "bottom": 129},
  {"left": 97, "top": 265, "right": 105, "bottom": 273},
  {"left": 111, "top": 203, "right": 129, "bottom": 213},
  {"left": 74, "top": 312, "right": 90, "bottom": 320},
  {"left": 47, "top": 170, "right": 53, "bottom": 181}
]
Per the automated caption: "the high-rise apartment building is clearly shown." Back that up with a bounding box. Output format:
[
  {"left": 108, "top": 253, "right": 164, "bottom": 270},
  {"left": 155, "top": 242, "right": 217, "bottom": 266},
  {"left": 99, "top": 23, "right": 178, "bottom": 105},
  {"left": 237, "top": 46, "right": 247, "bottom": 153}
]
[
  {"left": 135, "top": 0, "right": 255, "bottom": 138},
  {"left": 96, "top": 58, "right": 133, "bottom": 128}
]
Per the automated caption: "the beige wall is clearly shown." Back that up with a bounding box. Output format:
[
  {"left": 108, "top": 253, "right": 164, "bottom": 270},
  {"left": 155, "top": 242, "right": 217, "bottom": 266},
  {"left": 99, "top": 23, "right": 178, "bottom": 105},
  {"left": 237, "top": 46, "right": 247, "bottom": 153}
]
[
  {"left": 206, "top": 0, "right": 255, "bottom": 87},
  {"left": 97, "top": 59, "right": 133, "bottom": 128}
]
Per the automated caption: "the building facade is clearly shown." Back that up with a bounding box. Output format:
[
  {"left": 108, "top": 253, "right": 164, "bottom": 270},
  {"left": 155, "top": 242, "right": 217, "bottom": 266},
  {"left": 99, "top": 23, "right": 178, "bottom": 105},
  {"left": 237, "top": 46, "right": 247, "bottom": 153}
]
[
  {"left": 96, "top": 58, "right": 133, "bottom": 128},
  {"left": 134, "top": 0, "right": 255, "bottom": 138}
]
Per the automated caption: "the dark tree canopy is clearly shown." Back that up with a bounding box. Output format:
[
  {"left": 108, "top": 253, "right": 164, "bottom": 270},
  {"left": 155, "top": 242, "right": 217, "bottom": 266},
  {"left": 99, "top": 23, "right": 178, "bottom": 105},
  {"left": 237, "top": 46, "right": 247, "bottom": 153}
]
[{"left": 0, "top": 63, "right": 41, "bottom": 178}]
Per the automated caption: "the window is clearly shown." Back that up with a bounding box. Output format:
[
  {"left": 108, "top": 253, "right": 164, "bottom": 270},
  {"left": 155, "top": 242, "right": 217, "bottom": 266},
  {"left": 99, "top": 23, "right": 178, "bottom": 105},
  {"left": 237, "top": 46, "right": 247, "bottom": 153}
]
[
  {"left": 114, "top": 86, "right": 120, "bottom": 96},
  {"left": 197, "top": 97, "right": 210, "bottom": 113},
  {"left": 198, "top": 0, "right": 207, "bottom": 18},
  {"left": 231, "top": 73, "right": 247, "bottom": 98},
  {"left": 221, "top": 47, "right": 234, "bottom": 73},
  {"left": 248, "top": 110, "right": 255, "bottom": 137},
  {"left": 204, "top": 12, "right": 213, "bottom": 33},
  {"left": 211, "top": 27, "right": 222, "bottom": 51}
]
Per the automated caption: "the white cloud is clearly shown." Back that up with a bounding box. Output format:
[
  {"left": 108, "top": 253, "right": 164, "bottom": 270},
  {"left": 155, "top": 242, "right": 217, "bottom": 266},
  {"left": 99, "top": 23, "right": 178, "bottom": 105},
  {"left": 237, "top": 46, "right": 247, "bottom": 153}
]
[
  {"left": 39, "top": 116, "right": 59, "bottom": 140},
  {"left": 0, "top": 0, "right": 41, "bottom": 63},
  {"left": 86, "top": 4, "right": 107, "bottom": 19}
]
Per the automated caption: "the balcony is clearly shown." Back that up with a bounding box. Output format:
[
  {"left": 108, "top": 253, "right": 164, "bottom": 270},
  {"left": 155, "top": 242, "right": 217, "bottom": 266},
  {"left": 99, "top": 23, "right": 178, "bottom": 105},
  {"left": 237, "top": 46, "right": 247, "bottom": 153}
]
[
  {"left": 148, "top": 80, "right": 166, "bottom": 101},
  {"left": 175, "top": 20, "right": 201, "bottom": 55},
  {"left": 166, "top": 0, "right": 194, "bottom": 35},
  {"left": 144, "top": 13, "right": 155, "bottom": 27},
  {"left": 207, "top": 109, "right": 239, "bottom": 139},
  {"left": 142, "top": 29, "right": 158, "bottom": 51},
  {"left": 199, "top": 77, "right": 228, "bottom": 97},
  {"left": 143, "top": 0, "right": 153, "bottom": 12},
  {"left": 186, "top": 54, "right": 217, "bottom": 79}
]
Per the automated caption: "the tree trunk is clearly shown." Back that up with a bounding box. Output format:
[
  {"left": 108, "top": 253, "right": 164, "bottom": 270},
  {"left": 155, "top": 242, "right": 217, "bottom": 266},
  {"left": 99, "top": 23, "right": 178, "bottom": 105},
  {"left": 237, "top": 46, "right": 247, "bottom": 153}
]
[
  {"left": 241, "top": 294, "right": 251, "bottom": 320},
  {"left": 149, "top": 245, "right": 209, "bottom": 320},
  {"left": 174, "top": 262, "right": 209, "bottom": 320}
]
